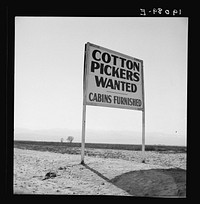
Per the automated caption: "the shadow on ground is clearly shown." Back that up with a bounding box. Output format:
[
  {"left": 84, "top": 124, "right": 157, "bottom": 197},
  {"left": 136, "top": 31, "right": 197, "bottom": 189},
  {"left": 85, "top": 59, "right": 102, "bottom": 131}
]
[{"left": 82, "top": 163, "right": 186, "bottom": 197}]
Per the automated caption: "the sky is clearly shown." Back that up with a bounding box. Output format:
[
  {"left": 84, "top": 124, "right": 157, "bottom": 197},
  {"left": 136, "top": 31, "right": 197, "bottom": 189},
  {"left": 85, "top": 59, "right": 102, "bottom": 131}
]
[{"left": 14, "top": 17, "right": 188, "bottom": 146}]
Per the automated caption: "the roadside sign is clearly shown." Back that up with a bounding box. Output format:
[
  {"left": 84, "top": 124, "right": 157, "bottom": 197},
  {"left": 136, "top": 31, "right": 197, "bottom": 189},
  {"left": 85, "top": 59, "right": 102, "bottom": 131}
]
[
  {"left": 83, "top": 42, "right": 144, "bottom": 111},
  {"left": 81, "top": 42, "right": 145, "bottom": 164}
]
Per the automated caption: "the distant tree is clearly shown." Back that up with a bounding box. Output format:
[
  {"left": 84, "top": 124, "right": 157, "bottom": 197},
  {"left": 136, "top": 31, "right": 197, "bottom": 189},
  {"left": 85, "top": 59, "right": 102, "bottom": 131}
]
[
  {"left": 66, "top": 136, "right": 74, "bottom": 143},
  {"left": 60, "top": 138, "right": 64, "bottom": 143}
]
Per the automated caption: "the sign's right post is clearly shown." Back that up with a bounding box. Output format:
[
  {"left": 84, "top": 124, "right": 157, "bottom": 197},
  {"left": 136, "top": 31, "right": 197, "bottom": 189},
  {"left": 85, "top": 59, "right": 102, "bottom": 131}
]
[{"left": 142, "top": 107, "right": 145, "bottom": 162}]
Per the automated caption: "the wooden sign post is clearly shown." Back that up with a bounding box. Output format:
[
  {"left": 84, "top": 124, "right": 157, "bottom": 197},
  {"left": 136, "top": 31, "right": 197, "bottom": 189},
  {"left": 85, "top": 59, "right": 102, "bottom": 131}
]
[{"left": 81, "top": 103, "right": 86, "bottom": 164}]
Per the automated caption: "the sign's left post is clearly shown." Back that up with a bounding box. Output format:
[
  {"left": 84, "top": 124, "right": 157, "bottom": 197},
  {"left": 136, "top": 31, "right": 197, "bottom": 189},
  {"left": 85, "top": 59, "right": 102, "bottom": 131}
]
[
  {"left": 81, "top": 43, "right": 88, "bottom": 164},
  {"left": 81, "top": 102, "right": 86, "bottom": 164}
]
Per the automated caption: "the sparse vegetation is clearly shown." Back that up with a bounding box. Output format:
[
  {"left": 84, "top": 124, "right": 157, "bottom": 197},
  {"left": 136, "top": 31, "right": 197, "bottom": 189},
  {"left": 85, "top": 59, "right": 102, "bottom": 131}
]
[
  {"left": 66, "top": 136, "right": 74, "bottom": 143},
  {"left": 14, "top": 140, "right": 186, "bottom": 154}
]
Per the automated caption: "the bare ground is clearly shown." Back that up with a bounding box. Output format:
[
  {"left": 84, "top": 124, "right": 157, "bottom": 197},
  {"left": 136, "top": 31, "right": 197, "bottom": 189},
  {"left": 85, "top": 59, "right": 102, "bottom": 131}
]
[{"left": 13, "top": 148, "right": 186, "bottom": 197}]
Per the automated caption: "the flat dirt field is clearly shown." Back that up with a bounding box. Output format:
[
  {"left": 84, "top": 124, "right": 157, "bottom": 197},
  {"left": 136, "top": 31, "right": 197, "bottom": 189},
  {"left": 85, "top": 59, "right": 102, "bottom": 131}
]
[{"left": 13, "top": 142, "right": 186, "bottom": 197}]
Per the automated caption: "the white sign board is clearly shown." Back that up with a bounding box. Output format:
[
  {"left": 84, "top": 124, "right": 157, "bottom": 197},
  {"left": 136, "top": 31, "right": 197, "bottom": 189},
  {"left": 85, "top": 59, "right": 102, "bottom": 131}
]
[{"left": 83, "top": 42, "right": 144, "bottom": 111}]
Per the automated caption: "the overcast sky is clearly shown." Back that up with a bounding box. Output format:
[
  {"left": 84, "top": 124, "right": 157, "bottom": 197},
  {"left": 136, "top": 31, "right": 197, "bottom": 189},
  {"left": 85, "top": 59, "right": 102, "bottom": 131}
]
[{"left": 14, "top": 17, "right": 188, "bottom": 146}]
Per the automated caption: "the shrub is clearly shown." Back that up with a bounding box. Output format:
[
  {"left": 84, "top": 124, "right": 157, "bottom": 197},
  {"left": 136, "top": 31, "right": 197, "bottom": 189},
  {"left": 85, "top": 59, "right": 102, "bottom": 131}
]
[{"left": 66, "top": 136, "right": 74, "bottom": 143}]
